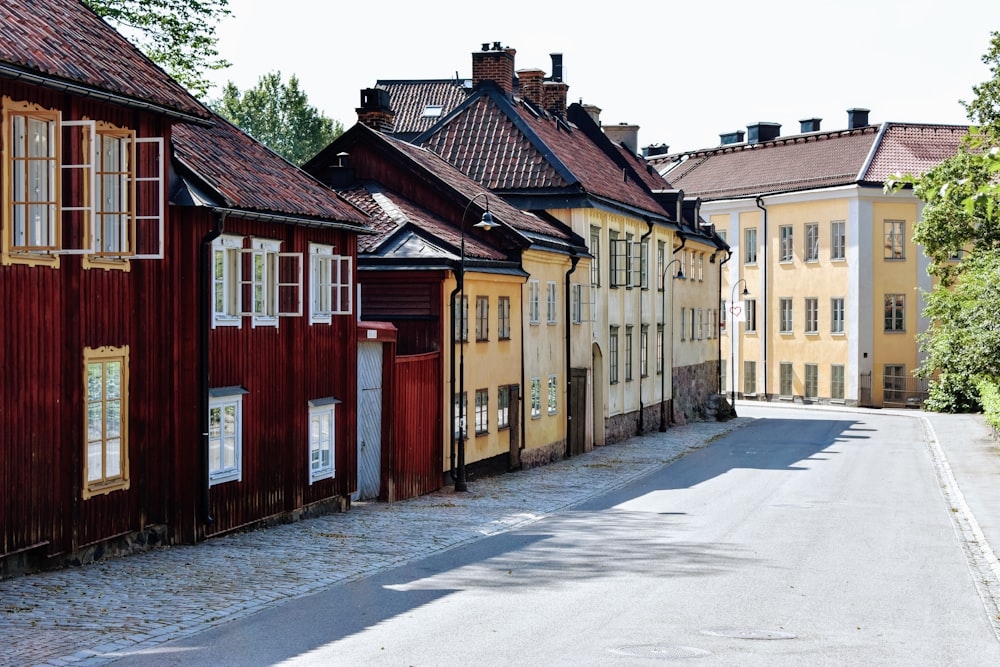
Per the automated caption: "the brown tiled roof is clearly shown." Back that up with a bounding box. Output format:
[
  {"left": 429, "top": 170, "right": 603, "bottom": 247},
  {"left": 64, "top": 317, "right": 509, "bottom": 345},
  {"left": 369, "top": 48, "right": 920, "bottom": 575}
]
[
  {"left": 377, "top": 79, "right": 471, "bottom": 137},
  {"left": 863, "top": 123, "right": 967, "bottom": 182},
  {"left": 172, "top": 116, "right": 368, "bottom": 226},
  {"left": 379, "top": 131, "right": 572, "bottom": 241},
  {"left": 657, "top": 123, "right": 967, "bottom": 201},
  {"left": 661, "top": 128, "right": 881, "bottom": 201},
  {"left": 419, "top": 91, "right": 672, "bottom": 218},
  {"left": 0, "top": 0, "right": 209, "bottom": 120},
  {"left": 340, "top": 182, "right": 507, "bottom": 260}
]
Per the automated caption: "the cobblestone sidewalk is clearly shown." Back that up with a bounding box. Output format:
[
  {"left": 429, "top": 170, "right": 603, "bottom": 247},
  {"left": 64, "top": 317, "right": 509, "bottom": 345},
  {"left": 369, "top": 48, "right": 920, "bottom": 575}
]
[{"left": 0, "top": 418, "right": 751, "bottom": 667}]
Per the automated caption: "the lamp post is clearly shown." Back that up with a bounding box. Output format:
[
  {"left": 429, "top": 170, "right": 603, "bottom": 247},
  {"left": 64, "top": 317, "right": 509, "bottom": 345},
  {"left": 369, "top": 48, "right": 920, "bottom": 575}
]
[
  {"left": 451, "top": 193, "right": 497, "bottom": 492},
  {"left": 729, "top": 278, "right": 749, "bottom": 409},
  {"left": 659, "top": 258, "right": 684, "bottom": 432}
]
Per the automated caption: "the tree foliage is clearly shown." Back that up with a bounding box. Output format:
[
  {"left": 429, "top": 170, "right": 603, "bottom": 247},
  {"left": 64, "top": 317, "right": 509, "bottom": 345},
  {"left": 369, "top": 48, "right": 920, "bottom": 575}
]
[
  {"left": 887, "top": 31, "right": 1000, "bottom": 412},
  {"left": 84, "top": 0, "right": 231, "bottom": 97},
  {"left": 211, "top": 72, "right": 342, "bottom": 166}
]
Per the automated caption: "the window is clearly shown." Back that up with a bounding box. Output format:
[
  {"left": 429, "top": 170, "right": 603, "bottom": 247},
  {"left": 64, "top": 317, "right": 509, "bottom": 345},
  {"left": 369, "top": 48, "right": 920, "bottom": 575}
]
[
  {"left": 308, "top": 400, "right": 336, "bottom": 483},
  {"left": 656, "top": 324, "right": 664, "bottom": 375},
  {"left": 498, "top": 296, "right": 511, "bottom": 339},
  {"left": 780, "top": 362, "right": 794, "bottom": 398},
  {"left": 831, "top": 298, "right": 845, "bottom": 334},
  {"left": 804, "top": 364, "right": 818, "bottom": 399},
  {"left": 805, "top": 298, "right": 818, "bottom": 334},
  {"left": 475, "top": 389, "right": 489, "bottom": 435},
  {"left": 7, "top": 108, "right": 58, "bottom": 258},
  {"left": 530, "top": 378, "right": 542, "bottom": 419},
  {"left": 476, "top": 296, "right": 489, "bottom": 341},
  {"left": 213, "top": 235, "right": 244, "bottom": 327},
  {"left": 609, "top": 326, "right": 619, "bottom": 384},
  {"left": 624, "top": 325, "right": 634, "bottom": 381},
  {"left": 3, "top": 104, "right": 165, "bottom": 265},
  {"left": 454, "top": 391, "right": 467, "bottom": 439},
  {"left": 657, "top": 240, "right": 666, "bottom": 290},
  {"left": 743, "top": 360, "right": 757, "bottom": 396},
  {"left": 240, "top": 238, "right": 302, "bottom": 327},
  {"left": 884, "top": 364, "right": 907, "bottom": 402},
  {"left": 720, "top": 298, "right": 727, "bottom": 334},
  {"left": 690, "top": 308, "right": 696, "bottom": 341},
  {"left": 779, "top": 225, "right": 794, "bottom": 262},
  {"left": 884, "top": 294, "right": 905, "bottom": 332},
  {"left": 83, "top": 346, "right": 129, "bottom": 498},
  {"left": 422, "top": 104, "right": 443, "bottom": 118},
  {"left": 831, "top": 220, "right": 846, "bottom": 260},
  {"left": 720, "top": 359, "right": 727, "bottom": 395},
  {"left": 640, "top": 325, "right": 649, "bottom": 377},
  {"left": 745, "top": 299, "right": 757, "bottom": 333},
  {"left": 884, "top": 220, "right": 905, "bottom": 259},
  {"left": 528, "top": 280, "right": 540, "bottom": 324},
  {"left": 779, "top": 298, "right": 793, "bottom": 333},
  {"left": 572, "top": 284, "right": 583, "bottom": 324},
  {"left": 309, "top": 244, "right": 352, "bottom": 324},
  {"left": 744, "top": 227, "right": 758, "bottom": 264},
  {"left": 590, "top": 226, "right": 601, "bottom": 286},
  {"left": 639, "top": 240, "right": 649, "bottom": 288},
  {"left": 697, "top": 253, "right": 704, "bottom": 281},
  {"left": 548, "top": 375, "right": 558, "bottom": 415},
  {"left": 831, "top": 365, "right": 845, "bottom": 401},
  {"left": 547, "top": 281, "right": 557, "bottom": 324},
  {"left": 680, "top": 308, "right": 687, "bottom": 341},
  {"left": 805, "top": 223, "right": 819, "bottom": 262},
  {"left": 498, "top": 385, "right": 512, "bottom": 429},
  {"left": 454, "top": 295, "right": 469, "bottom": 341},
  {"left": 610, "top": 232, "right": 632, "bottom": 287},
  {"left": 209, "top": 389, "right": 245, "bottom": 486}
]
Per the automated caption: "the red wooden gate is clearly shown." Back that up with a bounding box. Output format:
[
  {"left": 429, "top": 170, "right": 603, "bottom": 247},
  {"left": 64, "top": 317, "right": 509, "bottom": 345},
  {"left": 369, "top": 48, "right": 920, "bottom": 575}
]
[{"left": 388, "top": 351, "right": 442, "bottom": 501}]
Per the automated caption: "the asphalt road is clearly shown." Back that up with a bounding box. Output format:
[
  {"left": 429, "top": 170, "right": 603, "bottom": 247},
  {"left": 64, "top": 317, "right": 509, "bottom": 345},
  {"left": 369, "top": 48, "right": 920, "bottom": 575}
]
[{"left": 113, "top": 406, "right": 1000, "bottom": 666}]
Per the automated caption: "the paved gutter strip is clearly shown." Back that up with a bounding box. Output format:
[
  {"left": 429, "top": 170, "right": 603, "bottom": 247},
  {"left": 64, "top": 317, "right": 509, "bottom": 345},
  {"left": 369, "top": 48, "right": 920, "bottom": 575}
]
[{"left": 0, "top": 418, "right": 752, "bottom": 667}]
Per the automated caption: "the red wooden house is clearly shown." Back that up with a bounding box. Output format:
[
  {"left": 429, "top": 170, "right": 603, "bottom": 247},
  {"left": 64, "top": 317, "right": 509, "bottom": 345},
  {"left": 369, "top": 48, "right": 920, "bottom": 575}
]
[
  {"left": 1, "top": 0, "right": 369, "bottom": 576},
  {"left": 170, "top": 115, "right": 369, "bottom": 539}
]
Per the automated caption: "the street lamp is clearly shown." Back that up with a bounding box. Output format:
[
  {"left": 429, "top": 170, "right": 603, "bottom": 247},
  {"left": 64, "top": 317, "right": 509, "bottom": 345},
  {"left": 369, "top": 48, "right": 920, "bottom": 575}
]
[
  {"left": 659, "top": 258, "right": 684, "bottom": 432},
  {"left": 729, "top": 278, "right": 750, "bottom": 409},
  {"left": 451, "top": 193, "right": 497, "bottom": 492}
]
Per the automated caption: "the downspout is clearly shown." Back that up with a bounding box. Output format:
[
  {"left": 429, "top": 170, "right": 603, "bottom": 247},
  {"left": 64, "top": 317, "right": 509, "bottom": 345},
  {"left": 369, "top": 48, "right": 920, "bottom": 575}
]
[
  {"left": 756, "top": 195, "right": 769, "bottom": 401},
  {"left": 669, "top": 234, "right": 686, "bottom": 426},
  {"left": 637, "top": 221, "right": 654, "bottom": 435},
  {"left": 718, "top": 249, "right": 732, "bottom": 396},
  {"left": 199, "top": 211, "right": 226, "bottom": 526},
  {"left": 448, "top": 263, "right": 462, "bottom": 482},
  {"left": 564, "top": 253, "right": 580, "bottom": 457}
]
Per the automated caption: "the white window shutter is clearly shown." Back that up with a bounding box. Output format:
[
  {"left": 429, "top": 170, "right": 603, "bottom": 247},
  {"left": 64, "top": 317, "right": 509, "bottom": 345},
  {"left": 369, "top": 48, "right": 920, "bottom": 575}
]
[
  {"left": 58, "top": 120, "right": 96, "bottom": 254},
  {"left": 130, "top": 137, "right": 165, "bottom": 259}
]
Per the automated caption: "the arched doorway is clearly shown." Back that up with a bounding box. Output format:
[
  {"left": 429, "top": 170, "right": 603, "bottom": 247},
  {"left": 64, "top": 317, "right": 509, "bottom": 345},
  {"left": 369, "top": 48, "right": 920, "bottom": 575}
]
[{"left": 592, "top": 342, "right": 606, "bottom": 446}]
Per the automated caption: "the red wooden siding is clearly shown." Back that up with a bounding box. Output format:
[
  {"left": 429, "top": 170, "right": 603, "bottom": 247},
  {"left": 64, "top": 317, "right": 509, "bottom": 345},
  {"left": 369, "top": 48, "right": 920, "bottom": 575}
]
[{"left": 391, "top": 351, "right": 443, "bottom": 500}]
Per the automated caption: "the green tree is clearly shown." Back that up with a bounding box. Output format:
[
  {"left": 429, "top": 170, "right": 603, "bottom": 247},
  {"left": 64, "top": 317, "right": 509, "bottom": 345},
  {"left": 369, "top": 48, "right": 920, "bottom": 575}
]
[
  {"left": 211, "top": 72, "right": 342, "bottom": 166},
  {"left": 84, "top": 0, "right": 231, "bottom": 97},
  {"left": 888, "top": 31, "right": 1000, "bottom": 412}
]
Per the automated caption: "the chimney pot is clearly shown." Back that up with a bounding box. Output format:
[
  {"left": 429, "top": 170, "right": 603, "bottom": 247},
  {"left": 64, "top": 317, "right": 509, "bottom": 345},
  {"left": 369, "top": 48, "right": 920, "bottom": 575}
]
[
  {"left": 847, "top": 108, "right": 870, "bottom": 129},
  {"left": 550, "top": 53, "right": 564, "bottom": 82},
  {"left": 799, "top": 118, "right": 822, "bottom": 133},
  {"left": 747, "top": 122, "right": 781, "bottom": 144}
]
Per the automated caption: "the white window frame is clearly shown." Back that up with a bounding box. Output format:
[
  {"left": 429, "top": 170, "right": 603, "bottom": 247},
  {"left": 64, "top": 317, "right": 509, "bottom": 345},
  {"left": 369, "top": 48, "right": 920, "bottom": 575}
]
[
  {"left": 528, "top": 280, "right": 540, "bottom": 324},
  {"left": 241, "top": 238, "right": 302, "bottom": 327},
  {"left": 498, "top": 295, "right": 511, "bottom": 339},
  {"left": 476, "top": 295, "right": 490, "bottom": 341},
  {"left": 530, "top": 377, "right": 542, "bottom": 419},
  {"left": 308, "top": 400, "right": 336, "bottom": 483},
  {"left": 831, "top": 220, "right": 846, "bottom": 261},
  {"left": 209, "top": 390, "right": 245, "bottom": 486},
  {"left": 744, "top": 227, "right": 758, "bottom": 265},
  {"left": 805, "top": 222, "right": 819, "bottom": 262},
  {"left": 745, "top": 298, "right": 757, "bottom": 333},
  {"left": 831, "top": 297, "right": 845, "bottom": 334},
  {"left": 309, "top": 243, "right": 352, "bottom": 324},
  {"left": 546, "top": 281, "right": 558, "bottom": 324},
  {"left": 779, "top": 225, "right": 794, "bottom": 262},
  {"left": 805, "top": 297, "right": 818, "bottom": 334},
  {"left": 547, "top": 375, "right": 558, "bottom": 415},
  {"left": 804, "top": 364, "right": 819, "bottom": 399},
  {"left": 610, "top": 236, "right": 631, "bottom": 287},
  {"left": 475, "top": 388, "right": 489, "bottom": 435},
  {"left": 213, "top": 234, "right": 244, "bottom": 328},
  {"left": 779, "top": 298, "right": 793, "bottom": 333},
  {"left": 780, "top": 361, "right": 794, "bottom": 398},
  {"left": 884, "top": 294, "right": 906, "bottom": 332},
  {"left": 831, "top": 365, "right": 845, "bottom": 401}
]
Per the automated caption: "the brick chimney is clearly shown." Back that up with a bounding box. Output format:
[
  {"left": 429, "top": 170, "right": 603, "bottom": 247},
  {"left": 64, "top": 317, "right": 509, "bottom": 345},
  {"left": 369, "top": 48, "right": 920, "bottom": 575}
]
[
  {"left": 472, "top": 42, "right": 516, "bottom": 95},
  {"left": 542, "top": 81, "right": 568, "bottom": 116},
  {"left": 518, "top": 68, "right": 544, "bottom": 106},
  {"left": 356, "top": 88, "right": 394, "bottom": 133}
]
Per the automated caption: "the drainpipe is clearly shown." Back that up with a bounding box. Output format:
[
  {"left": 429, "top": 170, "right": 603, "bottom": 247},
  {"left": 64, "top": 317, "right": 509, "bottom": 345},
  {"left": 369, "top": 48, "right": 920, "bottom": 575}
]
[
  {"left": 756, "top": 195, "right": 769, "bottom": 401},
  {"left": 448, "top": 264, "right": 462, "bottom": 483},
  {"left": 637, "top": 221, "right": 654, "bottom": 435},
  {"left": 199, "top": 212, "right": 226, "bottom": 527},
  {"left": 564, "top": 254, "right": 580, "bottom": 456},
  {"left": 718, "top": 249, "right": 732, "bottom": 396}
]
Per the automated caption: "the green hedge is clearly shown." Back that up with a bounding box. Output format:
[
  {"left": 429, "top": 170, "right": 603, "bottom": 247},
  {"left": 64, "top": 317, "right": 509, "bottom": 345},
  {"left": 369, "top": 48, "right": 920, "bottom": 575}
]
[{"left": 977, "top": 377, "right": 1000, "bottom": 432}]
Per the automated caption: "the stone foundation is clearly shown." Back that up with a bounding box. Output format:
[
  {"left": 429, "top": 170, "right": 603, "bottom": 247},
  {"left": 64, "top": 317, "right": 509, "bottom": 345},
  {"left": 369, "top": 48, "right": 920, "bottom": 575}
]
[{"left": 519, "top": 439, "right": 567, "bottom": 469}]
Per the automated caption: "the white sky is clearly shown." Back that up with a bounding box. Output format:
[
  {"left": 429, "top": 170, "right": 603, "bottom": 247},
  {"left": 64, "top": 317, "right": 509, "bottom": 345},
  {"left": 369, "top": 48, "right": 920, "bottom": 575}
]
[{"left": 205, "top": 0, "right": 999, "bottom": 154}]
